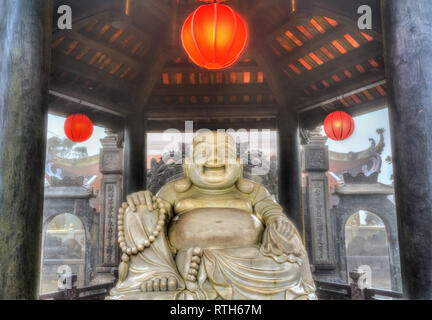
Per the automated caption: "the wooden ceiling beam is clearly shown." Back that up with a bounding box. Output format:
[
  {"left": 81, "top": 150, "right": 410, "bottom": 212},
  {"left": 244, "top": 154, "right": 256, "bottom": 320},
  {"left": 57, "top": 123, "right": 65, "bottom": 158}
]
[
  {"left": 51, "top": 51, "right": 136, "bottom": 92},
  {"left": 138, "top": 45, "right": 171, "bottom": 107},
  {"left": 294, "top": 71, "right": 385, "bottom": 111},
  {"left": 265, "top": 15, "right": 311, "bottom": 44},
  {"left": 161, "top": 64, "right": 261, "bottom": 74},
  {"left": 248, "top": 0, "right": 269, "bottom": 18},
  {"left": 143, "top": 105, "right": 279, "bottom": 120},
  {"left": 134, "top": 0, "right": 171, "bottom": 22},
  {"left": 151, "top": 83, "right": 272, "bottom": 96},
  {"left": 289, "top": 40, "right": 383, "bottom": 89},
  {"left": 137, "top": 3, "right": 174, "bottom": 108},
  {"left": 250, "top": 48, "right": 289, "bottom": 107},
  {"left": 247, "top": 3, "right": 302, "bottom": 107},
  {"left": 146, "top": 119, "right": 277, "bottom": 132},
  {"left": 277, "top": 25, "right": 351, "bottom": 67},
  {"left": 63, "top": 30, "right": 143, "bottom": 69},
  {"left": 299, "top": 95, "right": 387, "bottom": 130},
  {"left": 48, "top": 96, "right": 126, "bottom": 131},
  {"left": 49, "top": 82, "right": 134, "bottom": 116}
]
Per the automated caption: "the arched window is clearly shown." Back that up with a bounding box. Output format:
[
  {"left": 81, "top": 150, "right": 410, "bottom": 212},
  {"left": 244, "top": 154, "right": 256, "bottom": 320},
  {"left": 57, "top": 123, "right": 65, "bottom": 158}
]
[
  {"left": 40, "top": 213, "right": 86, "bottom": 294},
  {"left": 345, "top": 210, "right": 391, "bottom": 289}
]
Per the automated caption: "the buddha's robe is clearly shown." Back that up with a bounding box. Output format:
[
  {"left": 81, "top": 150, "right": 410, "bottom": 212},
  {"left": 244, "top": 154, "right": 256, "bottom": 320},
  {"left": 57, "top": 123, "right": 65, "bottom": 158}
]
[{"left": 110, "top": 179, "right": 316, "bottom": 300}]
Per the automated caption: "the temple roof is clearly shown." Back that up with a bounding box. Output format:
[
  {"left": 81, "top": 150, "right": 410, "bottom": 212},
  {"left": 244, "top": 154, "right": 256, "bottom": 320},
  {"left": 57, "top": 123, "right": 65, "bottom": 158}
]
[
  {"left": 49, "top": 0, "right": 385, "bottom": 131},
  {"left": 327, "top": 129, "right": 388, "bottom": 189}
]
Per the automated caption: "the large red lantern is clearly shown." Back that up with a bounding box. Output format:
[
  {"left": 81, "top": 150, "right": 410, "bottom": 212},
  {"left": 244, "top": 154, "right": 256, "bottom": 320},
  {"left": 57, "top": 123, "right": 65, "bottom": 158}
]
[
  {"left": 64, "top": 114, "right": 94, "bottom": 142},
  {"left": 324, "top": 111, "right": 355, "bottom": 141},
  {"left": 181, "top": 2, "right": 248, "bottom": 69}
]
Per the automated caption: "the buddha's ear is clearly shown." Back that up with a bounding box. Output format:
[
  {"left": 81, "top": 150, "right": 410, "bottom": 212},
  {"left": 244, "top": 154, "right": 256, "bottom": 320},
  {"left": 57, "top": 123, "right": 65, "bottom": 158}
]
[
  {"left": 236, "top": 158, "right": 254, "bottom": 194},
  {"left": 175, "top": 159, "right": 192, "bottom": 193}
]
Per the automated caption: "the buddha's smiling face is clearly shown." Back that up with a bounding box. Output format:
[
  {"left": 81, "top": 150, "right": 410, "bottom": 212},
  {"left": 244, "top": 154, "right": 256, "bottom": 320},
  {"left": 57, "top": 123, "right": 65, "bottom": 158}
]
[{"left": 187, "top": 132, "right": 241, "bottom": 189}]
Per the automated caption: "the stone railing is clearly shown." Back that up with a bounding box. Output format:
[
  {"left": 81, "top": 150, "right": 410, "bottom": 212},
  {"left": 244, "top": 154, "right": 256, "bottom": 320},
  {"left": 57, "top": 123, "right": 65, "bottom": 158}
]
[
  {"left": 39, "top": 269, "right": 403, "bottom": 300},
  {"left": 315, "top": 269, "right": 403, "bottom": 300},
  {"left": 39, "top": 281, "right": 114, "bottom": 300}
]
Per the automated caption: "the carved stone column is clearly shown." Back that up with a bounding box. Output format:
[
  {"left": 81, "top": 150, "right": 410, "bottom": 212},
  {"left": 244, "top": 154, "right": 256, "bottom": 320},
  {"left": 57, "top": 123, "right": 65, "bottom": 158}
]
[
  {"left": 303, "top": 130, "right": 335, "bottom": 269},
  {"left": 382, "top": 0, "right": 432, "bottom": 299},
  {"left": 95, "top": 132, "right": 123, "bottom": 283},
  {"left": 0, "top": 0, "right": 52, "bottom": 299}
]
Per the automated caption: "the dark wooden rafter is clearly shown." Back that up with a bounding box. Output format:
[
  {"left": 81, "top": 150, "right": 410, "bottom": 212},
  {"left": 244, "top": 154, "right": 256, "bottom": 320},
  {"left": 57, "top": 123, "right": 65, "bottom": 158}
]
[
  {"left": 299, "top": 95, "right": 387, "bottom": 130},
  {"left": 144, "top": 105, "right": 279, "bottom": 120},
  {"left": 49, "top": 90, "right": 125, "bottom": 117},
  {"left": 265, "top": 15, "right": 312, "bottom": 46},
  {"left": 52, "top": 10, "right": 151, "bottom": 69},
  {"left": 161, "top": 64, "right": 261, "bottom": 74},
  {"left": 276, "top": 24, "right": 353, "bottom": 67},
  {"left": 52, "top": 11, "right": 112, "bottom": 40},
  {"left": 151, "top": 83, "right": 272, "bottom": 96},
  {"left": 147, "top": 119, "right": 277, "bottom": 132},
  {"left": 138, "top": 2, "right": 177, "bottom": 108},
  {"left": 59, "top": 29, "right": 143, "bottom": 69},
  {"left": 246, "top": 2, "right": 314, "bottom": 106},
  {"left": 289, "top": 40, "right": 382, "bottom": 89},
  {"left": 51, "top": 51, "right": 137, "bottom": 92},
  {"left": 304, "top": 79, "right": 386, "bottom": 113},
  {"left": 49, "top": 81, "right": 134, "bottom": 116},
  {"left": 138, "top": 48, "right": 172, "bottom": 108},
  {"left": 48, "top": 94, "right": 126, "bottom": 131},
  {"left": 134, "top": 0, "right": 171, "bottom": 22},
  {"left": 249, "top": 0, "right": 305, "bottom": 21},
  {"left": 250, "top": 48, "right": 290, "bottom": 106},
  {"left": 248, "top": 0, "right": 269, "bottom": 18},
  {"left": 48, "top": 0, "right": 386, "bottom": 119},
  {"left": 293, "top": 71, "right": 385, "bottom": 111}
]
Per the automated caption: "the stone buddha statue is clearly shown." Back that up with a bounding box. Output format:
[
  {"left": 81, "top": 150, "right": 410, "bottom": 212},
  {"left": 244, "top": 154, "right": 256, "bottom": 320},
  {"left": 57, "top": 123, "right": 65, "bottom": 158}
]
[{"left": 109, "top": 131, "right": 317, "bottom": 300}]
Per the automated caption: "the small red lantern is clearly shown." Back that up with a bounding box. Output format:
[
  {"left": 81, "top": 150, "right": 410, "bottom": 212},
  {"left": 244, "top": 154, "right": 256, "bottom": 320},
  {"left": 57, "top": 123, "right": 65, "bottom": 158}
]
[
  {"left": 324, "top": 111, "right": 355, "bottom": 141},
  {"left": 64, "top": 114, "right": 94, "bottom": 142},
  {"left": 181, "top": 2, "right": 248, "bottom": 69}
]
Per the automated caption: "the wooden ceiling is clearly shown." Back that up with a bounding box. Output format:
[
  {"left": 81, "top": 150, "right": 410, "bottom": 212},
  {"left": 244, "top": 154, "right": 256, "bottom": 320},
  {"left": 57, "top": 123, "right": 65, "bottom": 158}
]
[{"left": 49, "top": 0, "right": 386, "bottom": 129}]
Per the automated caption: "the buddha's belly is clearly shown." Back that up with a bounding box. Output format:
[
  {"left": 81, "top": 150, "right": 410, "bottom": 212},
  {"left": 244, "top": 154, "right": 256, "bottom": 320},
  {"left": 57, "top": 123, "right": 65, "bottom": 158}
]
[{"left": 168, "top": 208, "right": 264, "bottom": 250}]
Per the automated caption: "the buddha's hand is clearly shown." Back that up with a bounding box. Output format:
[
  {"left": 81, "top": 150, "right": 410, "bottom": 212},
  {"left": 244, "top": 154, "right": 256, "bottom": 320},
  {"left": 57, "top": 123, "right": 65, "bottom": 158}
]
[
  {"left": 126, "top": 190, "right": 170, "bottom": 213},
  {"left": 260, "top": 216, "right": 303, "bottom": 258}
]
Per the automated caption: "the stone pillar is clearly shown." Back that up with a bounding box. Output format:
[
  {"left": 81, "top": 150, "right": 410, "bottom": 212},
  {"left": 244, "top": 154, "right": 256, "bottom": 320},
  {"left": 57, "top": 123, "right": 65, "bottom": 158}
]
[
  {"left": 303, "top": 132, "right": 335, "bottom": 268},
  {"left": 382, "top": 0, "right": 432, "bottom": 299},
  {"left": 277, "top": 111, "right": 304, "bottom": 234},
  {"left": 95, "top": 132, "right": 124, "bottom": 283},
  {"left": 123, "top": 114, "right": 147, "bottom": 196},
  {"left": 0, "top": 1, "right": 52, "bottom": 299}
]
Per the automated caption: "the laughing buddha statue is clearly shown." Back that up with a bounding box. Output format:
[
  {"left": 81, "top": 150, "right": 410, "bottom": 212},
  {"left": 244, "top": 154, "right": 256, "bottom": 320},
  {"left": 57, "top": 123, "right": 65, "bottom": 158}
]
[{"left": 109, "top": 131, "right": 317, "bottom": 300}]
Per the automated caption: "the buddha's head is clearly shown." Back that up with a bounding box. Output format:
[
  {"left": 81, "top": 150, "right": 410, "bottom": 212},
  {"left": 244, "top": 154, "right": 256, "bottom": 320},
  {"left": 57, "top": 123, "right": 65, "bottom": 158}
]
[
  {"left": 174, "top": 131, "right": 253, "bottom": 193},
  {"left": 187, "top": 131, "right": 240, "bottom": 189}
]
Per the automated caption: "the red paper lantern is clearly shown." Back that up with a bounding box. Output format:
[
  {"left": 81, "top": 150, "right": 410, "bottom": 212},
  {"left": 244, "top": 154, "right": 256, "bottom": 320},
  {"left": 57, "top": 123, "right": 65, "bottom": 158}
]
[
  {"left": 181, "top": 3, "right": 248, "bottom": 69},
  {"left": 324, "top": 111, "right": 355, "bottom": 141},
  {"left": 64, "top": 114, "right": 94, "bottom": 142}
]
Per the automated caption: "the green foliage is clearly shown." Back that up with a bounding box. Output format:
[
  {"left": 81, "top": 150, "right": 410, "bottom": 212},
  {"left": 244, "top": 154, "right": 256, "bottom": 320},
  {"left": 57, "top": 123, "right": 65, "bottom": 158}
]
[{"left": 47, "top": 137, "right": 88, "bottom": 159}]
